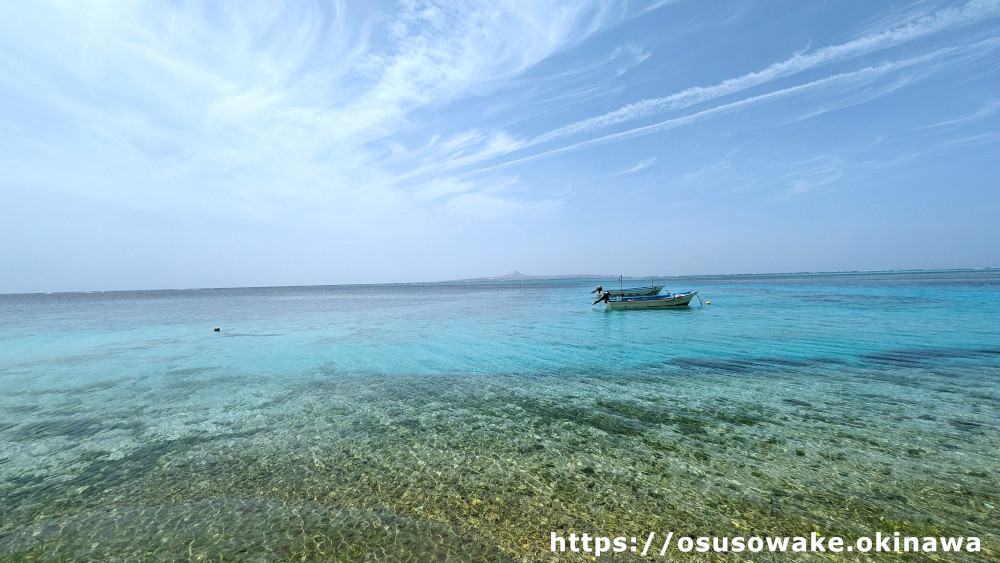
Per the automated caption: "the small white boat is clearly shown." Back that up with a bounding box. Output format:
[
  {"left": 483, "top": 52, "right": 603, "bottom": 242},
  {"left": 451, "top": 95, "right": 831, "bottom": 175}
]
[
  {"left": 604, "top": 291, "right": 698, "bottom": 309},
  {"left": 607, "top": 284, "right": 664, "bottom": 297},
  {"left": 591, "top": 277, "right": 664, "bottom": 298}
]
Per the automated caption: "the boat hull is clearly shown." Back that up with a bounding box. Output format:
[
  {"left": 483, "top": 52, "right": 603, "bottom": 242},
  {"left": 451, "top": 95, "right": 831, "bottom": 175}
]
[
  {"left": 606, "top": 291, "right": 697, "bottom": 309},
  {"left": 607, "top": 284, "right": 664, "bottom": 297}
]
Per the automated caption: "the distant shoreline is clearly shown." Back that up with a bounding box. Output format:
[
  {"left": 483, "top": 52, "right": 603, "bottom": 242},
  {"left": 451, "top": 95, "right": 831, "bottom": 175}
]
[
  {"left": 449, "top": 267, "right": 998, "bottom": 282},
  {"left": 3, "top": 268, "right": 997, "bottom": 297}
]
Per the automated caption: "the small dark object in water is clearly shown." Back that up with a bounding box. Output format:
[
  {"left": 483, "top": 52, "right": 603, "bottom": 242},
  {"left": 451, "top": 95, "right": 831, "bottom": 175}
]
[
  {"left": 214, "top": 327, "right": 220, "bottom": 332},
  {"left": 949, "top": 418, "right": 985, "bottom": 430},
  {"left": 782, "top": 398, "right": 812, "bottom": 407}
]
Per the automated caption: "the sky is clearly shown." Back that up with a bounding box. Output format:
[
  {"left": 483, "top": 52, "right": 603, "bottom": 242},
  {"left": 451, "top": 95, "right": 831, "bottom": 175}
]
[{"left": 1, "top": 0, "right": 999, "bottom": 292}]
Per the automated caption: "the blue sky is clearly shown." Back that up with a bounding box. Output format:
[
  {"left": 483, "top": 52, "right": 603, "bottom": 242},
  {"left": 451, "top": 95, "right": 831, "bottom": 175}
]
[{"left": 2, "top": 0, "right": 999, "bottom": 292}]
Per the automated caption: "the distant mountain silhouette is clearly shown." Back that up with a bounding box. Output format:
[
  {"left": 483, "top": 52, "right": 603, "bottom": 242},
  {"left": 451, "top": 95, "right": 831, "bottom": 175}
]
[
  {"left": 453, "top": 271, "right": 612, "bottom": 282},
  {"left": 494, "top": 270, "right": 533, "bottom": 280}
]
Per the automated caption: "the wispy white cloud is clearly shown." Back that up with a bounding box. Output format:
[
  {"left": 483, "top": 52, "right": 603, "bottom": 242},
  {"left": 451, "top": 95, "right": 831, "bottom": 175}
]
[
  {"left": 778, "top": 156, "right": 845, "bottom": 200},
  {"left": 398, "top": 0, "right": 1000, "bottom": 181},
  {"left": 916, "top": 99, "right": 1000, "bottom": 129},
  {"left": 393, "top": 129, "right": 529, "bottom": 183},
  {"left": 601, "top": 157, "right": 657, "bottom": 178},
  {"left": 467, "top": 42, "right": 990, "bottom": 175},
  {"left": 678, "top": 150, "right": 738, "bottom": 184},
  {"left": 639, "top": 0, "right": 687, "bottom": 16},
  {"left": 418, "top": 176, "right": 560, "bottom": 222},
  {"left": 0, "top": 1, "right": 620, "bottom": 221},
  {"left": 782, "top": 64, "right": 942, "bottom": 124},
  {"left": 531, "top": 0, "right": 1000, "bottom": 145},
  {"left": 933, "top": 131, "right": 1000, "bottom": 149},
  {"left": 610, "top": 43, "right": 652, "bottom": 78}
]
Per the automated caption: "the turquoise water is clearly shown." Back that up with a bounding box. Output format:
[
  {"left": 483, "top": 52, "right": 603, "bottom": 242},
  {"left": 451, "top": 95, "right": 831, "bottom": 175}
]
[{"left": 1, "top": 270, "right": 998, "bottom": 561}]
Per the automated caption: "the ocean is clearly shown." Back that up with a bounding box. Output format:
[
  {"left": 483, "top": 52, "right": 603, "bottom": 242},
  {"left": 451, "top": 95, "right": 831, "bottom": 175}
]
[{"left": 1, "top": 270, "right": 997, "bottom": 561}]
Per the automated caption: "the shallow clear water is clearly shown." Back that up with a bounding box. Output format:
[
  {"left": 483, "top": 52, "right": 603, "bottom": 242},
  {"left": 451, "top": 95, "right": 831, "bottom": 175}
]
[{"left": 1, "top": 271, "right": 998, "bottom": 561}]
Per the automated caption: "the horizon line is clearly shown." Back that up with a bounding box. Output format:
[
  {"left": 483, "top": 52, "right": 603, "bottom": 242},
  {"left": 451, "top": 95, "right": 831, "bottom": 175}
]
[{"left": 3, "top": 266, "right": 996, "bottom": 296}]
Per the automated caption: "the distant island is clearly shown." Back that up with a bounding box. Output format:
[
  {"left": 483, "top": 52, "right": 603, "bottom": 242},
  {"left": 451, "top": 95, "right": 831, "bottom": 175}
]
[{"left": 453, "top": 271, "right": 616, "bottom": 282}]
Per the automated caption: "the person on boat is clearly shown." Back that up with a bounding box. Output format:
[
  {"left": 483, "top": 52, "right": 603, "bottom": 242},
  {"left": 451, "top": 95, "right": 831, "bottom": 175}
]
[
  {"left": 590, "top": 285, "right": 604, "bottom": 295},
  {"left": 592, "top": 290, "right": 611, "bottom": 305}
]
